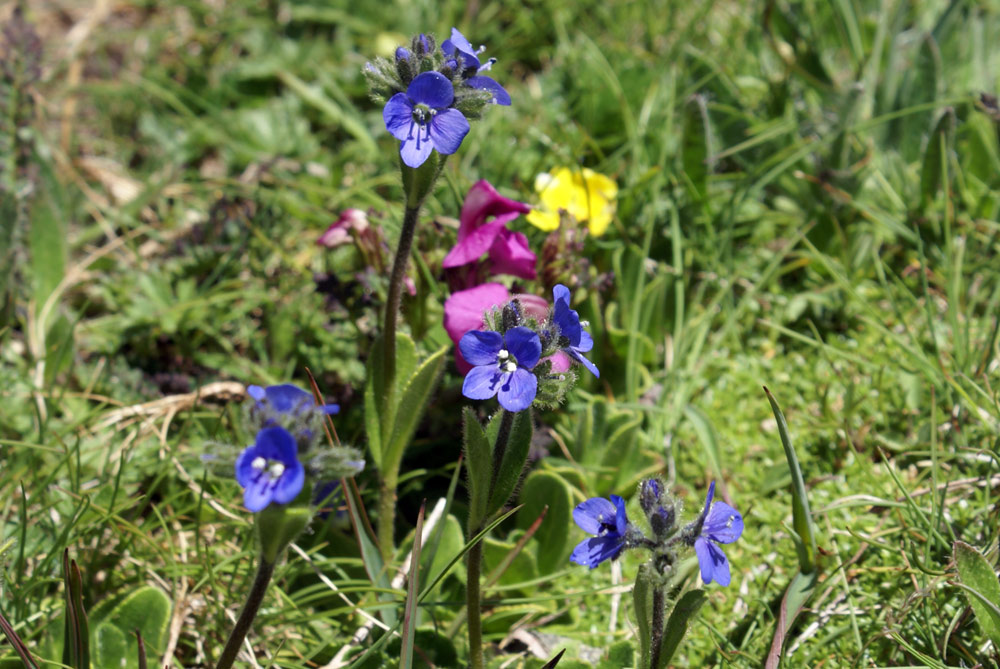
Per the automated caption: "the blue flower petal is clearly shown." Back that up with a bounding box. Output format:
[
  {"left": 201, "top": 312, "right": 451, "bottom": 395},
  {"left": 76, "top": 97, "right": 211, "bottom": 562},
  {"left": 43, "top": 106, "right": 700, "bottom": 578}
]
[
  {"left": 262, "top": 384, "right": 313, "bottom": 413},
  {"left": 235, "top": 446, "right": 258, "bottom": 488},
  {"left": 321, "top": 403, "right": 340, "bottom": 415},
  {"left": 611, "top": 494, "right": 628, "bottom": 535},
  {"left": 464, "top": 75, "right": 511, "bottom": 106},
  {"left": 384, "top": 93, "right": 414, "bottom": 141},
  {"left": 272, "top": 461, "right": 305, "bottom": 505},
  {"left": 395, "top": 46, "right": 410, "bottom": 61},
  {"left": 573, "top": 497, "right": 618, "bottom": 534},
  {"left": 460, "top": 330, "right": 504, "bottom": 366},
  {"left": 400, "top": 134, "right": 434, "bottom": 168},
  {"left": 567, "top": 347, "right": 600, "bottom": 379},
  {"left": 462, "top": 364, "right": 502, "bottom": 400},
  {"left": 428, "top": 108, "right": 470, "bottom": 155},
  {"left": 695, "top": 537, "right": 731, "bottom": 586},
  {"left": 257, "top": 426, "right": 299, "bottom": 464},
  {"left": 704, "top": 501, "right": 743, "bottom": 544},
  {"left": 504, "top": 326, "right": 542, "bottom": 369},
  {"left": 570, "top": 535, "right": 625, "bottom": 569},
  {"left": 243, "top": 477, "right": 273, "bottom": 513},
  {"left": 496, "top": 368, "right": 536, "bottom": 412},
  {"left": 442, "top": 28, "right": 480, "bottom": 69},
  {"left": 247, "top": 385, "right": 266, "bottom": 401},
  {"left": 407, "top": 71, "right": 454, "bottom": 108},
  {"left": 577, "top": 329, "right": 594, "bottom": 353}
]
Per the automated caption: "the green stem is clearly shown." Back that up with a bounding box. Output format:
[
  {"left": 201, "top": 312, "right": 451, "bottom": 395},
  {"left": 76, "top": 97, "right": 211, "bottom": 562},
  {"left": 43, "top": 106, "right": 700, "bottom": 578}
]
[
  {"left": 466, "top": 537, "right": 485, "bottom": 669},
  {"left": 215, "top": 556, "right": 275, "bottom": 669},
  {"left": 650, "top": 585, "right": 665, "bottom": 669},
  {"left": 467, "top": 409, "right": 515, "bottom": 669},
  {"left": 376, "top": 468, "right": 398, "bottom": 564}
]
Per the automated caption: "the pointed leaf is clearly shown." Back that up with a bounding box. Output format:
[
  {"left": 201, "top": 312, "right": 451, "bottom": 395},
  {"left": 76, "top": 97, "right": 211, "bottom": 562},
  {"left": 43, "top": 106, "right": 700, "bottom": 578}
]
[
  {"left": 383, "top": 344, "right": 448, "bottom": 474},
  {"left": 765, "top": 569, "right": 818, "bottom": 669},
  {"left": 658, "top": 589, "right": 707, "bottom": 668},
  {"left": 681, "top": 94, "right": 712, "bottom": 202},
  {"left": 920, "top": 108, "right": 954, "bottom": 208},
  {"left": 632, "top": 563, "right": 654, "bottom": 669},
  {"left": 516, "top": 471, "right": 573, "bottom": 575},
  {"left": 486, "top": 409, "right": 533, "bottom": 517},
  {"left": 463, "top": 407, "right": 492, "bottom": 529},
  {"left": 764, "top": 387, "right": 817, "bottom": 572},
  {"left": 0, "top": 606, "right": 38, "bottom": 668},
  {"left": 541, "top": 648, "right": 567, "bottom": 668},
  {"left": 953, "top": 541, "right": 1000, "bottom": 648},
  {"left": 342, "top": 476, "right": 395, "bottom": 627},
  {"left": 399, "top": 502, "right": 425, "bottom": 669},
  {"left": 364, "top": 333, "right": 418, "bottom": 467}
]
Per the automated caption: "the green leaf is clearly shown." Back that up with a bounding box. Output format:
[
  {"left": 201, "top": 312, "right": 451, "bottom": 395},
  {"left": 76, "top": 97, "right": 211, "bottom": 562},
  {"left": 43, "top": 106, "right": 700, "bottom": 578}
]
[
  {"left": 599, "top": 640, "right": 634, "bottom": 669},
  {"left": 516, "top": 471, "right": 574, "bottom": 575},
  {"left": 92, "top": 623, "right": 127, "bottom": 669},
  {"left": 487, "top": 409, "right": 533, "bottom": 517},
  {"left": 658, "top": 589, "right": 706, "bottom": 668},
  {"left": 62, "top": 551, "right": 89, "bottom": 669},
  {"left": 632, "top": 564, "right": 654, "bottom": 669},
  {"left": 764, "top": 387, "right": 817, "bottom": 572},
  {"left": 681, "top": 94, "right": 712, "bottom": 202},
  {"left": 342, "top": 477, "right": 395, "bottom": 627},
  {"left": 29, "top": 148, "right": 67, "bottom": 308},
  {"left": 953, "top": 541, "right": 1000, "bottom": 648},
  {"left": 463, "top": 407, "right": 492, "bottom": 529},
  {"left": 382, "top": 344, "right": 447, "bottom": 475},
  {"left": 256, "top": 506, "right": 312, "bottom": 564},
  {"left": 399, "top": 502, "right": 425, "bottom": 669},
  {"left": 424, "top": 514, "right": 465, "bottom": 586},
  {"left": 683, "top": 405, "right": 723, "bottom": 488},
  {"left": 98, "top": 586, "right": 171, "bottom": 668},
  {"left": 364, "top": 333, "right": 418, "bottom": 468},
  {"left": 764, "top": 570, "right": 818, "bottom": 669},
  {"left": 919, "top": 108, "right": 954, "bottom": 209}
]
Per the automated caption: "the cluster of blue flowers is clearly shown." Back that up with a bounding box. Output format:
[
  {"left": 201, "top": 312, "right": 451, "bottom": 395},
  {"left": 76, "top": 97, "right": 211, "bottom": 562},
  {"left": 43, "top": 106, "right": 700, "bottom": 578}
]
[
  {"left": 367, "top": 29, "right": 510, "bottom": 167},
  {"left": 571, "top": 478, "right": 744, "bottom": 587},
  {"left": 234, "top": 384, "right": 364, "bottom": 513},
  {"left": 459, "top": 284, "right": 598, "bottom": 412}
]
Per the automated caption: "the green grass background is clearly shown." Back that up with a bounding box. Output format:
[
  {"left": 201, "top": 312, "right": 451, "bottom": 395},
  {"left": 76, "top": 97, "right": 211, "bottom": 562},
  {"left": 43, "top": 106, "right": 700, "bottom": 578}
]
[{"left": 2, "top": 0, "right": 999, "bottom": 666}]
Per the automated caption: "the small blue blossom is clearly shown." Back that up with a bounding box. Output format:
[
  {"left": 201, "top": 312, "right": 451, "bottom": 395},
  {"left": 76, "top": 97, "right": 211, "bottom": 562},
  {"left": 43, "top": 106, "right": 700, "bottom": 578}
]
[
  {"left": 570, "top": 495, "right": 629, "bottom": 569},
  {"left": 383, "top": 71, "right": 471, "bottom": 167},
  {"left": 235, "top": 427, "right": 305, "bottom": 512},
  {"left": 441, "top": 28, "right": 511, "bottom": 106},
  {"left": 551, "top": 284, "right": 599, "bottom": 378},
  {"left": 460, "top": 326, "right": 541, "bottom": 412},
  {"left": 247, "top": 383, "right": 339, "bottom": 416},
  {"left": 689, "top": 481, "right": 743, "bottom": 586}
]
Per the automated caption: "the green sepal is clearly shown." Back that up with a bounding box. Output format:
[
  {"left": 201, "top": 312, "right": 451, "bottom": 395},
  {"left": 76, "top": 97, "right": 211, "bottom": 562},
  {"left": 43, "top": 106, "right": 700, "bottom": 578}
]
[
  {"left": 401, "top": 153, "right": 442, "bottom": 209},
  {"left": 486, "top": 409, "right": 533, "bottom": 517},
  {"left": 256, "top": 505, "right": 312, "bottom": 564}
]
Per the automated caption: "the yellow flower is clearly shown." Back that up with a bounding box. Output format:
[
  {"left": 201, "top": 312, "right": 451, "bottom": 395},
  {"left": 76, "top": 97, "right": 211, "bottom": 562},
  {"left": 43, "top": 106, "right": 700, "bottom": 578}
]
[{"left": 525, "top": 167, "right": 618, "bottom": 236}]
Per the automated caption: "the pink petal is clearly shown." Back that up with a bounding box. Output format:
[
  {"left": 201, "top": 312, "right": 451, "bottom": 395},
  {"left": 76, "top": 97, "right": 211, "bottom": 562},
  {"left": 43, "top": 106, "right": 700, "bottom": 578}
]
[
  {"left": 442, "top": 218, "right": 508, "bottom": 268},
  {"left": 458, "top": 180, "right": 531, "bottom": 242},
  {"left": 513, "top": 293, "right": 549, "bottom": 321},
  {"left": 488, "top": 228, "right": 537, "bottom": 279},
  {"left": 443, "top": 283, "right": 511, "bottom": 345},
  {"left": 545, "top": 351, "right": 572, "bottom": 373}
]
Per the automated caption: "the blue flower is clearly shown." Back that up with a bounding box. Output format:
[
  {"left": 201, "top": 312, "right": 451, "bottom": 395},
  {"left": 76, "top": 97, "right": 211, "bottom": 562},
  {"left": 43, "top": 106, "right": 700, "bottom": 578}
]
[
  {"left": 382, "top": 71, "right": 471, "bottom": 168},
  {"left": 690, "top": 481, "right": 743, "bottom": 586},
  {"left": 441, "top": 28, "right": 511, "bottom": 106},
  {"left": 570, "top": 495, "right": 629, "bottom": 568},
  {"left": 551, "top": 284, "right": 599, "bottom": 378},
  {"left": 247, "top": 383, "right": 339, "bottom": 416},
  {"left": 460, "top": 326, "right": 541, "bottom": 412},
  {"left": 639, "top": 478, "right": 674, "bottom": 538},
  {"left": 235, "top": 427, "right": 305, "bottom": 512}
]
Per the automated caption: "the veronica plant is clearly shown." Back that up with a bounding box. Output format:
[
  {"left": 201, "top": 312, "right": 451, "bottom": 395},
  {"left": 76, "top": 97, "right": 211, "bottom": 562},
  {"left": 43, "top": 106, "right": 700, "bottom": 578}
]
[
  {"left": 363, "top": 30, "right": 510, "bottom": 560},
  {"left": 214, "top": 384, "right": 363, "bottom": 669},
  {"left": 569, "top": 478, "right": 744, "bottom": 669},
  {"left": 459, "top": 287, "right": 597, "bottom": 669}
]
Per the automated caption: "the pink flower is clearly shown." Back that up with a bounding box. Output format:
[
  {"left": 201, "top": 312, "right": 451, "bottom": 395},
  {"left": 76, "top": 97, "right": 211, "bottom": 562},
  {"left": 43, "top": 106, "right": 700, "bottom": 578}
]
[
  {"left": 442, "top": 180, "right": 536, "bottom": 280},
  {"left": 443, "top": 283, "right": 570, "bottom": 373},
  {"left": 317, "top": 208, "right": 369, "bottom": 248}
]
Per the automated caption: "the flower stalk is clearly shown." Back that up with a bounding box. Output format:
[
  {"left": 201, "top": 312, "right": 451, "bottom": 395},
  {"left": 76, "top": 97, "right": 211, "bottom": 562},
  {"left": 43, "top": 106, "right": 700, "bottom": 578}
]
[{"left": 215, "top": 556, "right": 275, "bottom": 669}]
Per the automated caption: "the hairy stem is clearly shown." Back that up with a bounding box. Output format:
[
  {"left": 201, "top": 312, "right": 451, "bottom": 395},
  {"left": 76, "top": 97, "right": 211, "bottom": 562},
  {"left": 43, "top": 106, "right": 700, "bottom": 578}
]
[
  {"left": 215, "top": 556, "right": 275, "bottom": 669},
  {"left": 650, "top": 585, "right": 665, "bottom": 669}
]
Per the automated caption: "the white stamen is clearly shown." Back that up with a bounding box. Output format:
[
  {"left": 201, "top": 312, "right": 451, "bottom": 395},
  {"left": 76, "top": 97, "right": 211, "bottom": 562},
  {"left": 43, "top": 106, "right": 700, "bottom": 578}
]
[
  {"left": 497, "top": 349, "right": 509, "bottom": 360},
  {"left": 504, "top": 361, "right": 517, "bottom": 373},
  {"left": 268, "top": 462, "right": 286, "bottom": 479},
  {"left": 251, "top": 456, "right": 267, "bottom": 472}
]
